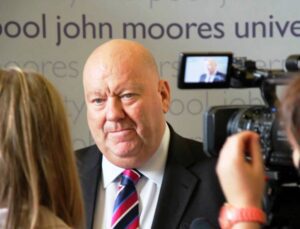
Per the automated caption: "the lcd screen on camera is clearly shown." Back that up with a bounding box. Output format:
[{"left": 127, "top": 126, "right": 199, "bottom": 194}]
[{"left": 178, "top": 52, "right": 233, "bottom": 89}]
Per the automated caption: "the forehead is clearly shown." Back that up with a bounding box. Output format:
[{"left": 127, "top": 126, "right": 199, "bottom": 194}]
[
  {"left": 207, "top": 60, "right": 216, "bottom": 66},
  {"left": 84, "top": 60, "right": 151, "bottom": 94},
  {"left": 86, "top": 57, "right": 145, "bottom": 80},
  {"left": 83, "top": 41, "right": 159, "bottom": 91}
]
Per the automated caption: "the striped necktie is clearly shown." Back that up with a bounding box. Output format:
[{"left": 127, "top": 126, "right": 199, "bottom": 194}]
[{"left": 111, "top": 169, "right": 141, "bottom": 229}]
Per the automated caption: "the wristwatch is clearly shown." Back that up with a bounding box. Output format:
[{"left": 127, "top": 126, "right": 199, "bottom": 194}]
[{"left": 219, "top": 203, "right": 267, "bottom": 229}]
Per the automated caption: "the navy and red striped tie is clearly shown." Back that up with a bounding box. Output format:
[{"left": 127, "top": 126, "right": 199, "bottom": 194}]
[{"left": 111, "top": 169, "right": 141, "bottom": 229}]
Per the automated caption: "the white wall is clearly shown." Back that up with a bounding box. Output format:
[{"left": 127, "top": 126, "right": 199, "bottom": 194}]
[{"left": 1, "top": 0, "right": 299, "bottom": 149}]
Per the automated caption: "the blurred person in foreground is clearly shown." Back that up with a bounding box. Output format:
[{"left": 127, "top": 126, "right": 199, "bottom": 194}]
[
  {"left": 76, "top": 39, "right": 225, "bottom": 229},
  {"left": 216, "top": 76, "right": 300, "bottom": 229},
  {"left": 0, "top": 68, "right": 84, "bottom": 228}
]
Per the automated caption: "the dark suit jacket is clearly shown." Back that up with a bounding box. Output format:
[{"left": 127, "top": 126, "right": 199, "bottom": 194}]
[
  {"left": 200, "top": 71, "right": 225, "bottom": 82},
  {"left": 76, "top": 125, "right": 225, "bottom": 229}
]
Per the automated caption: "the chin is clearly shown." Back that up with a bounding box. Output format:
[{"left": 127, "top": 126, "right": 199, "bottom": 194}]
[
  {"left": 110, "top": 139, "right": 142, "bottom": 154},
  {"left": 112, "top": 156, "right": 143, "bottom": 169},
  {"left": 105, "top": 140, "right": 145, "bottom": 164}
]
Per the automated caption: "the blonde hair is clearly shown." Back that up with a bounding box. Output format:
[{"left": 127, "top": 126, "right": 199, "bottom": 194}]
[{"left": 0, "top": 68, "right": 84, "bottom": 228}]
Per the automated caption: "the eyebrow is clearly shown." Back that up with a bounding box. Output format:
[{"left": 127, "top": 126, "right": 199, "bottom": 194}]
[{"left": 86, "top": 91, "right": 103, "bottom": 98}]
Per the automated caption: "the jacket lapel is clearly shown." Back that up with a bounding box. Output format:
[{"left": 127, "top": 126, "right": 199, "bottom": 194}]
[{"left": 151, "top": 127, "right": 200, "bottom": 228}]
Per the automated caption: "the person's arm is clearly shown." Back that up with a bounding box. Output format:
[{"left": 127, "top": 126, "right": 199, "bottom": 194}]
[{"left": 216, "top": 131, "right": 266, "bottom": 229}]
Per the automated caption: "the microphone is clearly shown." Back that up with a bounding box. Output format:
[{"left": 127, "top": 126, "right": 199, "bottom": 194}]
[{"left": 190, "top": 218, "right": 215, "bottom": 229}]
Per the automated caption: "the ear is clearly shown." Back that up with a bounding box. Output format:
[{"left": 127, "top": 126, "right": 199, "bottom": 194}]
[{"left": 158, "top": 80, "right": 171, "bottom": 113}]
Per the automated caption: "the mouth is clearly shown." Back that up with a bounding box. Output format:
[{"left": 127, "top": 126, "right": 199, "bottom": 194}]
[
  {"left": 108, "top": 127, "right": 132, "bottom": 133},
  {"left": 107, "top": 128, "right": 135, "bottom": 140}
]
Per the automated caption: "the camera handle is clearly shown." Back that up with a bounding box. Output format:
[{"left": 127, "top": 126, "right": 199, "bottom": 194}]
[
  {"left": 260, "top": 73, "right": 294, "bottom": 109},
  {"left": 260, "top": 79, "right": 279, "bottom": 109}
]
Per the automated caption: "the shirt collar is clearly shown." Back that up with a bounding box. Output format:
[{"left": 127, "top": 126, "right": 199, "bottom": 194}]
[{"left": 102, "top": 123, "right": 170, "bottom": 188}]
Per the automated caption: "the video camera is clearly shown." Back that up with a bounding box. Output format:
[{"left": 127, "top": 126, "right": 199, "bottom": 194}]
[
  {"left": 178, "top": 52, "right": 300, "bottom": 182},
  {"left": 178, "top": 52, "right": 300, "bottom": 227}
]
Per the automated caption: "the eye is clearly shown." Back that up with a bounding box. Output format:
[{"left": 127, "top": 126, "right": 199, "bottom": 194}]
[
  {"left": 92, "top": 98, "right": 105, "bottom": 105},
  {"left": 121, "top": 93, "right": 135, "bottom": 99}
]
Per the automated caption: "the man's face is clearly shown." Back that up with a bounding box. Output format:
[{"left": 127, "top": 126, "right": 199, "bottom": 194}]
[
  {"left": 83, "top": 56, "right": 170, "bottom": 168},
  {"left": 207, "top": 60, "right": 217, "bottom": 75}
]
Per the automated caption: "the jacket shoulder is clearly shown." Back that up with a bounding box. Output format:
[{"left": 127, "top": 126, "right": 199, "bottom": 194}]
[
  {"left": 76, "top": 144, "right": 100, "bottom": 159},
  {"left": 170, "top": 129, "right": 208, "bottom": 159},
  {"left": 75, "top": 144, "right": 102, "bottom": 171}
]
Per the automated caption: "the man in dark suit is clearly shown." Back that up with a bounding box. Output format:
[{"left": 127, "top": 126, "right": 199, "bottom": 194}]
[
  {"left": 77, "top": 39, "right": 225, "bottom": 229},
  {"left": 199, "top": 59, "right": 226, "bottom": 82}
]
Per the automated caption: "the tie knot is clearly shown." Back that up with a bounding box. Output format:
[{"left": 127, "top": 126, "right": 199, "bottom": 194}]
[{"left": 121, "top": 169, "right": 141, "bottom": 186}]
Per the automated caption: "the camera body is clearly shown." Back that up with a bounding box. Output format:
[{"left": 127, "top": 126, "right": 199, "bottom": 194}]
[
  {"left": 203, "top": 105, "right": 292, "bottom": 169},
  {"left": 178, "top": 52, "right": 300, "bottom": 179}
]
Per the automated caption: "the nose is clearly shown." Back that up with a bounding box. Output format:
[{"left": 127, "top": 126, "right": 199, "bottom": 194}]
[{"left": 106, "top": 97, "right": 125, "bottom": 121}]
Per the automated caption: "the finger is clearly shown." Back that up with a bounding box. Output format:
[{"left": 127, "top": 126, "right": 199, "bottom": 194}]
[
  {"left": 234, "top": 131, "right": 257, "bottom": 160},
  {"left": 248, "top": 133, "right": 264, "bottom": 171},
  {"left": 218, "top": 134, "right": 242, "bottom": 163},
  {"left": 217, "top": 131, "right": 257, "bottom": 172}
]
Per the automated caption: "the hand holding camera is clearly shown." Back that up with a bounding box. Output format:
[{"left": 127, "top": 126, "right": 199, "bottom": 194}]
[{"left": 216, "top": 131, "right": 265, "bottom": 209}]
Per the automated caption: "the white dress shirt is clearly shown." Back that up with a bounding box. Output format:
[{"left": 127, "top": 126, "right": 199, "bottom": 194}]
[
  {"left": 93, "top": 124, "right": 170, "bottom": 229},
  {"left": 205, "top": 72, "right": 217, "bottom": 82}
]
